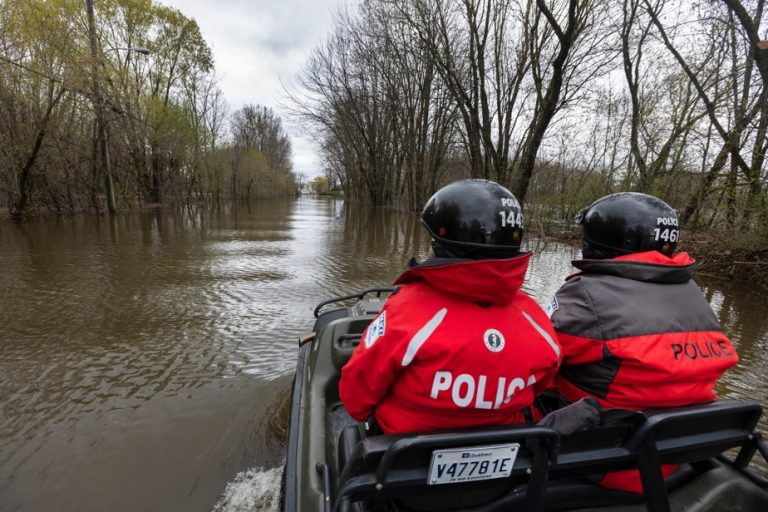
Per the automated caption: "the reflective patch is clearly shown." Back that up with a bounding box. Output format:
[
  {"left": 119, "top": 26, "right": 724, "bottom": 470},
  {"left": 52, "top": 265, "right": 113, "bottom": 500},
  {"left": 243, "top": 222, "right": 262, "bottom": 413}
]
[
  {"left": 484, "top": 329, "right": 505, "bottom": 352},
  {"left": 522, "top": 311, "right": 561, "bottom": 359},
  {"left": 401, "top": 308, "right": 447, "bottom": 366},
  {"left": 544, "top": 296, "right": 559, "bottom": 317},
  {"left": 364, "top": 311, "right": 386, "bottom": 348}
]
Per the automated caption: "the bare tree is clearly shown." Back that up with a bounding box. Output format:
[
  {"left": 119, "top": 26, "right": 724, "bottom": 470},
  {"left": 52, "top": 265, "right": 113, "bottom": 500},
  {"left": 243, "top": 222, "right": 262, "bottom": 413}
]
[
  {"left": 644, "top": 0, "right": 764, "bottom": 226},
  {"left": 619, "top": 0, "right": 706, "bottom": 192}
]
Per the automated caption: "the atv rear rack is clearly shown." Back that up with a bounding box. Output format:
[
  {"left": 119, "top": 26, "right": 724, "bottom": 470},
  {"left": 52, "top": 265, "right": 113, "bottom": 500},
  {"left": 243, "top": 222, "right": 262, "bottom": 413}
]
[
  {"left": 331, "top": 400, "right": 768, "bottom": 512},
  {"left": 313, "top": 288, "right": 395, "bottom": 318}
]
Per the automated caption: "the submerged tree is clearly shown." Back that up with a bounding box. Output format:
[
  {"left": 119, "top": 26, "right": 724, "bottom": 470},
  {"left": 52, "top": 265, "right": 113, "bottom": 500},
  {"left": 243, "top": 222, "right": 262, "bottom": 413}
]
[
  {"left": 229, "top": 104, "right": 293, "bottom": 199},
  {"left": 293, "top": 0, "right": 768, "bottom": 244},
  {"left": 0, "top": 0, "right": 295, "bottom": 218}
]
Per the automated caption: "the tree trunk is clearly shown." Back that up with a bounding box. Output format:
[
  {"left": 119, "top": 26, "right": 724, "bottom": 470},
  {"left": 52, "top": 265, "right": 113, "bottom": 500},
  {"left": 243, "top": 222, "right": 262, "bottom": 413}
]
[{"left": 11, "top": 87, "right": 65, "bottom": 220}]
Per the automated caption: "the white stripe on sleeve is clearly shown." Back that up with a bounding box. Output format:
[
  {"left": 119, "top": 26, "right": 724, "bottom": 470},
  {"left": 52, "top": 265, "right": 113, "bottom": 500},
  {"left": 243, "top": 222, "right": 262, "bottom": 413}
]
[
  {"left": 522, "top": 311, "right": 561, "bottom": 359},
  {"left": 401, "top": 308, "right": 448, "bottom": 367}
]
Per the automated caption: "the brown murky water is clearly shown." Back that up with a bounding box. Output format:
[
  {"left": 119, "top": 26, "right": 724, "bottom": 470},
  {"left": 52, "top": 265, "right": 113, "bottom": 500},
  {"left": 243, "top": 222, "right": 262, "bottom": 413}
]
[{"left": 1, "top": 197, "right": 766, "bottom": 512}]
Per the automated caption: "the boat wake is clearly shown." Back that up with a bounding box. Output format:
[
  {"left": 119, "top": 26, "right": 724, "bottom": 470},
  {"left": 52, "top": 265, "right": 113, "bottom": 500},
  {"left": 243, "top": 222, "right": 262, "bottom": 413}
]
[{"left": 212, "top": 465, "right": 283, "bottom": 512}]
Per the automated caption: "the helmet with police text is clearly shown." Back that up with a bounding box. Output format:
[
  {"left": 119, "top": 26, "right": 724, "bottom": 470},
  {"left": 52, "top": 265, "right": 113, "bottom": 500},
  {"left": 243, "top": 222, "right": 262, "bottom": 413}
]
[
  {"left": 421, "top": 179, "right": 524, "bottom": 259},
  {"left": 576, "top": 192, "right": 679, "bottom": 259}
]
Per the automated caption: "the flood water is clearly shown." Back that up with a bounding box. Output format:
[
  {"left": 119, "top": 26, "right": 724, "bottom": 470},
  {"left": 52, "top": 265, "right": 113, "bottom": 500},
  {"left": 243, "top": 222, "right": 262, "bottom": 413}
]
[{"left": 1, "top": 197, "right": 766, "bottom": 511}]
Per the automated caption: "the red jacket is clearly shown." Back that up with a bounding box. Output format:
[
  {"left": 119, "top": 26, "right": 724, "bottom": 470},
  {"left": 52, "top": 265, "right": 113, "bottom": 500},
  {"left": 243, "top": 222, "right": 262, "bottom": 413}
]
[
  {"left": 339, "top": 254, "right": 562, "bottom": 435},
  {"left": 550, "top": 251, "right": 737, "bottom": 409},
  {"left": 549, "top": 250, "right": 738, "bottom": 491}
]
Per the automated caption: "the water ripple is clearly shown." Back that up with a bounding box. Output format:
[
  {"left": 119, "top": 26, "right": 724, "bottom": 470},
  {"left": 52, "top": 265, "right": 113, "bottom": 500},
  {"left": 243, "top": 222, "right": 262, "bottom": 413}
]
[{"left": 1, "top": 199, "right": 766, "bottom": 512}]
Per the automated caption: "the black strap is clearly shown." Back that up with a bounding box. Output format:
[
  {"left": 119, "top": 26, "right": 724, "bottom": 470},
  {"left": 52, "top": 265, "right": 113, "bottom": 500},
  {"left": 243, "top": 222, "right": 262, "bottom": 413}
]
[
  {"left": 636, "top": 433, "right": 671, "bottom": 512},
  {"left": 523, "top": 406, "right": 534, "bottom": 423},
  {"left": 364, "top": 416, "right": 382, "bottom": 436},
  {"left": 523, "top": 438, "right": 551, "bottom": 512}
]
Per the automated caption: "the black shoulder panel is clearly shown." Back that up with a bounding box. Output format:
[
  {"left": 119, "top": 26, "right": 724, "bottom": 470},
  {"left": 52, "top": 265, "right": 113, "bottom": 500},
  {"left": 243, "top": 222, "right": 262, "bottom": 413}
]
[{"left": 559, "top": 345, "right": 622, "bottom": 398}]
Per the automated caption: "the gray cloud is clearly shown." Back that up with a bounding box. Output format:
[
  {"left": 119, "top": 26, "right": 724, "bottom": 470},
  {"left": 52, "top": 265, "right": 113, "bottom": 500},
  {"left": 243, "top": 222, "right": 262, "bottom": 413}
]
[{"left": 161, "top": 0, "right": 341, "bottom": 176}]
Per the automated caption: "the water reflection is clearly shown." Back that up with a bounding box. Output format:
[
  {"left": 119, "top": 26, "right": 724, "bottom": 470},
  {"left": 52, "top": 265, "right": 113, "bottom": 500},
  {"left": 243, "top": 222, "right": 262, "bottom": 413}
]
[
  {"left": 701, "top": 281, "right": 768, "bottom": 424},
  {"left": 0, "top": 198, "right": 766, "bottom": 512}
]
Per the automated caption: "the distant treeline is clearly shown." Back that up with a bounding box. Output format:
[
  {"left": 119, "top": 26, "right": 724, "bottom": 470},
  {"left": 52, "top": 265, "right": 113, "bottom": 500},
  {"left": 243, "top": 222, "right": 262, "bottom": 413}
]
[
  {"left": 0, "top": 0, "right": 295, "bottom": 219},
  {"left": 291, "top": 0, "right": 768, "bottom": 244}
]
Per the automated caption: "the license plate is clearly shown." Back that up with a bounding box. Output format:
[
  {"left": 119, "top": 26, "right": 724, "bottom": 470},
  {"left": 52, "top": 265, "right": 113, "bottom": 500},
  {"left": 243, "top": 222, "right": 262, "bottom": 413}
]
[{"left": 427, "top": 443, "right": 519, "bottom": 485}]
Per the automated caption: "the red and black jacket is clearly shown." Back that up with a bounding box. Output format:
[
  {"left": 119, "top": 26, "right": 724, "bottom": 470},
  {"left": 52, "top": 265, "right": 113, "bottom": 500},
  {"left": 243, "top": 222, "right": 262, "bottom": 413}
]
[
  {"left": 549, "top": 251, "right": 738, "bottom": 491},
  {"left": 339, "top": 254, "right": 562, "bottom": 435},
  {"left": 550, "top": 251, "right": 737, "bottom": 409}
]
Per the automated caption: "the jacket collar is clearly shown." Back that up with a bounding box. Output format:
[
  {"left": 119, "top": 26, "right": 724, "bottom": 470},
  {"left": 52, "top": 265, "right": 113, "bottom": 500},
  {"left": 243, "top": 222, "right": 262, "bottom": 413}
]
[
  {"left": 571, "top": 251, "right": 695, "bottom": 284},
  {"left": 395, "top": 252, "right": 531, "bottom": 304}
]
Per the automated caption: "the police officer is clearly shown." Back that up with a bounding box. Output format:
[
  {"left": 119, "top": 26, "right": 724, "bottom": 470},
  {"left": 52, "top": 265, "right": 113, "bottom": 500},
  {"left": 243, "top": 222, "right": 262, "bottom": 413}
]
[
  {"left": 548, "top": 192, "right": 739, "bottom": 491},
  {"left": 339, "top": 179, "right": 562, "bottom": 434}
]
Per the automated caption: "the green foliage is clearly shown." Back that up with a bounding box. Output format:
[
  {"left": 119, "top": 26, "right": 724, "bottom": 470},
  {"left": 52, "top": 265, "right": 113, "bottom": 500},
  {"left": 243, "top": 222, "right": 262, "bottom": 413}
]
[
  {"left": 0, "top": 0, "right": 294, "bottom": 217},
  {"left": 309, "top": 175, "right": 329, "bottom": 194},
  {"left": 231, "top": 104, "right": 292, "bottom": 174}
]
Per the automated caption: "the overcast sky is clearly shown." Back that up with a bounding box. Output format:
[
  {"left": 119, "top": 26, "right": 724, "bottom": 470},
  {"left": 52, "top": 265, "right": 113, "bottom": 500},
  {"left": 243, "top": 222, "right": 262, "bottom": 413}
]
[{"left": 161, "top": 0, "right": 342, "bottom": 178}]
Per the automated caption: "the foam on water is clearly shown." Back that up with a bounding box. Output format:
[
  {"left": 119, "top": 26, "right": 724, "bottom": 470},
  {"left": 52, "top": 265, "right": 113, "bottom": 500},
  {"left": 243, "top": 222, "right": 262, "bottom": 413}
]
[{"left": 212, "top": 465, "right": 284, "bottom": 512}]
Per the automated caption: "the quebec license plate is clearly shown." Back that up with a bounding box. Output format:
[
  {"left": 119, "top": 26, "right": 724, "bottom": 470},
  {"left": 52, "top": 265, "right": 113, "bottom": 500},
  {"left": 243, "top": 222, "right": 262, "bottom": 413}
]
[{"left": 427, "top": 443, "right": 519, "bottom": 485}]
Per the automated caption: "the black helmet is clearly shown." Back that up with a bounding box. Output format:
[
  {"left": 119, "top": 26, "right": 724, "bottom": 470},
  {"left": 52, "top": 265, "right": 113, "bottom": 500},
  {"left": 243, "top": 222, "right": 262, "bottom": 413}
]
[
  {"left": 421, "top": 179, "right": 523, "bottom": 259},
  {"left": 577, "top": 192, "right": 679, "bottom": 259}
]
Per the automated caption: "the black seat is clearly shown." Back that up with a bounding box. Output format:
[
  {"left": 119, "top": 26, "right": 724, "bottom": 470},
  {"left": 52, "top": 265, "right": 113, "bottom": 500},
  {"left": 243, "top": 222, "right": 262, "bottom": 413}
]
[
  {"left": 498, "top": 400, "right": 765, "bottom": 512},
  {"left": 634, "top": 399, "right": 762, "bottom": 465},
  {"left": 625, "top": 399, "right": 764, "bottom": 512},
  {"left": 335, "top": 425, "right": 559, "bottom": 511},
  {"left": 330, "top": 400, "right": 767, "bottom": 512},
  {"left": 338, "top": 425, "right": 362, "bottom": 480}
]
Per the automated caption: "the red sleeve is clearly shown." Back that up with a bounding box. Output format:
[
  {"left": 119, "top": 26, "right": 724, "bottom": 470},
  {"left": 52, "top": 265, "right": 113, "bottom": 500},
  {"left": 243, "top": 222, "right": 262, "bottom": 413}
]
[
  {"left": 525, "top": 303, "right": 562, "bottom": 394},
  {"left": 532, "top": 360, "right": 559, "bottom": 396},
  {"left": 556, "top": 332, "right": 605, "bottom": 365},
  {"left": 338, "top": 296, "right": 411, "bottom": 421}
]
